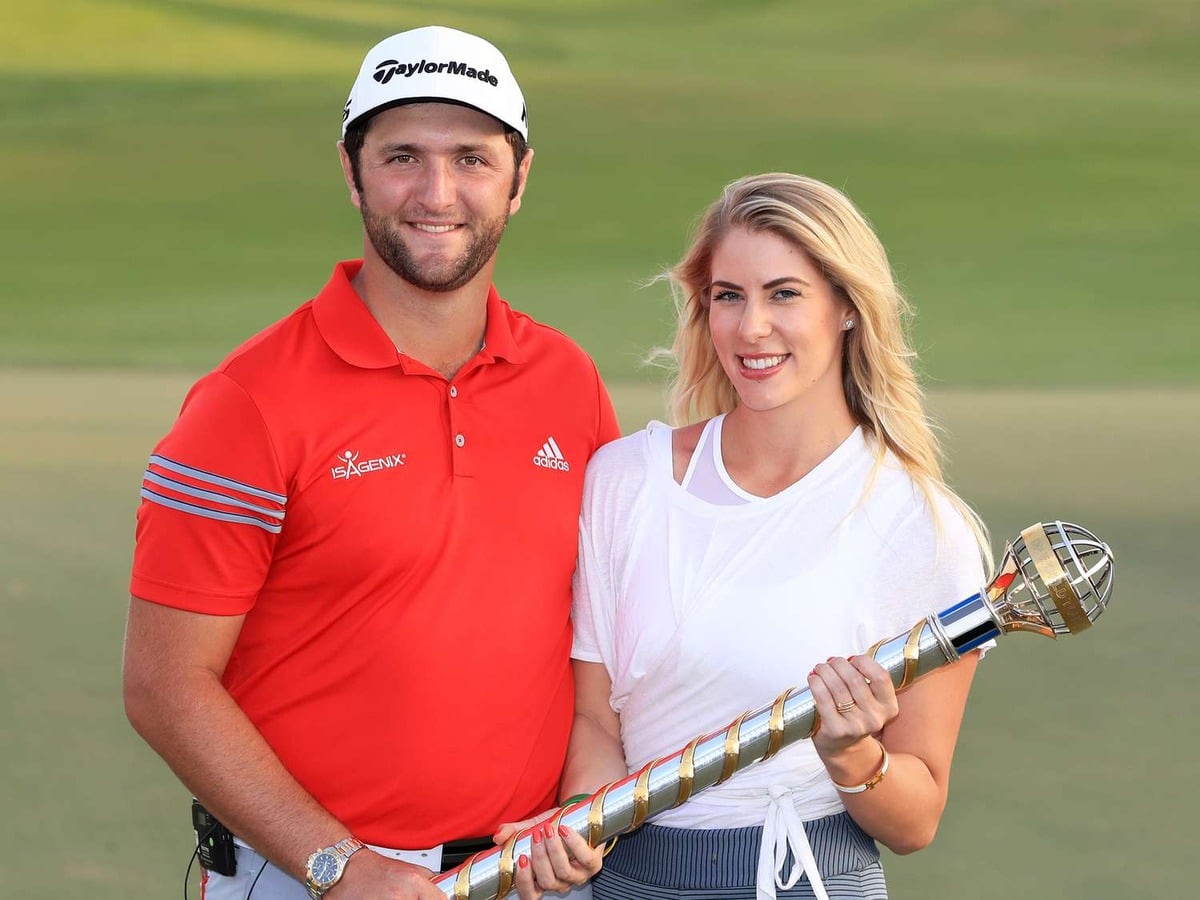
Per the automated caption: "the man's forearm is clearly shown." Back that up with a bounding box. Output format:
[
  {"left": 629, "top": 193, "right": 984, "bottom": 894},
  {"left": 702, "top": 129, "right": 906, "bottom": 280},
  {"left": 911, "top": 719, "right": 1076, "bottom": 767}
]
[{"left": 125, "top": 666, "right": 348, "bottom": 881}]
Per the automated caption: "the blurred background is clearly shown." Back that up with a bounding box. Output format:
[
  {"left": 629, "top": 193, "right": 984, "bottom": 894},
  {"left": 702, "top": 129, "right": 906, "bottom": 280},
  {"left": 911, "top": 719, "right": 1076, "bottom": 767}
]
[{"left": 1, "top": 1, "right": 1195, "bottom": 897}]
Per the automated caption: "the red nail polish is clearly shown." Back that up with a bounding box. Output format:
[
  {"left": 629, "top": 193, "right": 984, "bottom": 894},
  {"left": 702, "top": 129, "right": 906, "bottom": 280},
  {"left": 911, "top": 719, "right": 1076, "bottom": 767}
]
[
  {"left": 533, "top": 829, "right": 543, "bottom": 844},
  {"left": 519, "top": 855, "right": 529, "bottom": 869},
  {"left": 559, "top": 825, "right": 570, "bottom": 838}
]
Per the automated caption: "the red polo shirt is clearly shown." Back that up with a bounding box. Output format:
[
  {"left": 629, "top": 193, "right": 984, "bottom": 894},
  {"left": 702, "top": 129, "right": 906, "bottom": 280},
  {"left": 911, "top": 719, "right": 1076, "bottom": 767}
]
[{"left": 131, "top": 260, "right": 620, "bottom": 847}]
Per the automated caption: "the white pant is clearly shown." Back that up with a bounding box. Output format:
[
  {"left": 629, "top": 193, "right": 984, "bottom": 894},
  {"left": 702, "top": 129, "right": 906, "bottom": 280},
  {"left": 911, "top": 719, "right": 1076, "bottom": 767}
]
[{"left": 201, "top": 838, "right": 592, "bottom": 899}]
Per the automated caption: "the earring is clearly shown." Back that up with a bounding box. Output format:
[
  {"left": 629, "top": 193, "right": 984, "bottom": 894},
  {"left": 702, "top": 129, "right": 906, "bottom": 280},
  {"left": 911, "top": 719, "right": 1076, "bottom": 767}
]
[{"left": 843, "top": 319, "right": 855, "bottom": 331}]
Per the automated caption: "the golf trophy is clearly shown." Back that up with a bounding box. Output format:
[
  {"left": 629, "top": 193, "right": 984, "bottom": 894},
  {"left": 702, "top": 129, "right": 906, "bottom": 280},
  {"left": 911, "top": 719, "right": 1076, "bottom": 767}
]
[{"left": 433, "top": 520, "right": 1114, "bottom": 899}]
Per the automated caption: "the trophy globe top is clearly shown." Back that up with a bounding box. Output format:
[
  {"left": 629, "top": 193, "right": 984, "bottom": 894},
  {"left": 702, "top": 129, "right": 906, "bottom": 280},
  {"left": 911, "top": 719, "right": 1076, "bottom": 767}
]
[{"left": 985, "top": 521, "right": 1113, "bottom": 638}]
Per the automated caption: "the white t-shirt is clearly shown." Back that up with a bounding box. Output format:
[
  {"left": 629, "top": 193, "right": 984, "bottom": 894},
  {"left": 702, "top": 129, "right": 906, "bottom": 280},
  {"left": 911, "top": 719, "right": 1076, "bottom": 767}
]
[{"left": 572, "top": 419, "right": 986, "bottom": 830}]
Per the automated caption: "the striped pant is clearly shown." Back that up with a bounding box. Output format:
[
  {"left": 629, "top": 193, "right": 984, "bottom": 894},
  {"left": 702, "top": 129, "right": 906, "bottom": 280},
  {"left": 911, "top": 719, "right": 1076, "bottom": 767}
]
[{"left": 593, "top": 813, "right": 887, "bottom": 899}]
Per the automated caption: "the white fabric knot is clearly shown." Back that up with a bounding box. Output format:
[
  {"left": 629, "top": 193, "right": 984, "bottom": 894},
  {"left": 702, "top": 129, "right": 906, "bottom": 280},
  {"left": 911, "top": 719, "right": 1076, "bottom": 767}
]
[{"left": 755, "top": 785, "right": 830, "bottom": 900}]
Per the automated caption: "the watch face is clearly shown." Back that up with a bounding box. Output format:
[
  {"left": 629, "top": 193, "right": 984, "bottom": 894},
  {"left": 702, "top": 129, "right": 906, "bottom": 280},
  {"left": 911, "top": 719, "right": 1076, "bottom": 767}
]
[{"left": 311, "top": 852, "right": 340, "bottom": 885}]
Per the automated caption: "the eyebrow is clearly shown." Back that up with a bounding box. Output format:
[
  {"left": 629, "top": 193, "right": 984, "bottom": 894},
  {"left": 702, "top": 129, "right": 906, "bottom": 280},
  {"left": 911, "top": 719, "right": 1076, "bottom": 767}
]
[
  {"left": 376, "top": 142, "right": 495, "bottom": 156},
  {"left": 710, "top": 276, "right": 811, "bottom": 291}
]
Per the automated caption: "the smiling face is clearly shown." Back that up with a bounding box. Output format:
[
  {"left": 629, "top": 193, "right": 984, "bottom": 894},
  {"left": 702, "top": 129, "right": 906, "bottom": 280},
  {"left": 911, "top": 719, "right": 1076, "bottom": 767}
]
[
  {"left": 707, "top": 226, "right": 855, "bottom": 418},
  {"left": 339, "top": 102, "right": 532, "bottom": 293}
]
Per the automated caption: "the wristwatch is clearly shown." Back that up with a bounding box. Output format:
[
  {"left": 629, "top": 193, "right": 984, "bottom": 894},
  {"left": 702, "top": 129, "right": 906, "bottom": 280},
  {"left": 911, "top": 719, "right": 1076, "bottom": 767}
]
[{"left": 304, "top": 836, "right": 365, "bottom": 898}]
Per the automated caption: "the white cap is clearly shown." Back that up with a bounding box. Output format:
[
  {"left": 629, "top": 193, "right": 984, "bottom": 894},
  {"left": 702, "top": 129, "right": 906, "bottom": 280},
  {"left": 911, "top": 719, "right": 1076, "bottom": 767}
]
[{"left": 341, "top": 26, "right": 528, "bottom": 139}]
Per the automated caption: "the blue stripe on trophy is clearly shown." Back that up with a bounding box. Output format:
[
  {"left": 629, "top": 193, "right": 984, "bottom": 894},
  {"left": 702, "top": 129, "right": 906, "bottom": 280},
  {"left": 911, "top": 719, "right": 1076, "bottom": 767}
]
[{"left": 937, "top": 592, "right": 1001, "bottom": 654}]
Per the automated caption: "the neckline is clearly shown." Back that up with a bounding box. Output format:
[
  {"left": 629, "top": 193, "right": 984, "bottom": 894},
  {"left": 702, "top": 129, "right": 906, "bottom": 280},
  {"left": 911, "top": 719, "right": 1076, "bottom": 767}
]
[
  {"left": 654, "top": 418, "right": 866, "bottom": 514},
  {"left": 710, "top": 414, "right": 769, "bottom": 502}
]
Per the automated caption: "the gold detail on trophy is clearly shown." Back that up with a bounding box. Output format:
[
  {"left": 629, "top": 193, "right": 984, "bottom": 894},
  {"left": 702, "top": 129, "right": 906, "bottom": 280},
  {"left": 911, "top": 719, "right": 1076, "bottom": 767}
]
[
  {"left": 900, "top": 622, "right": 925, "bottom": 687},
  {"left": 453, "top": 859, "right": 472, "bottom": 899},
  {"left": 677, "top": 736, "right": 701, "bottom": 804},
  {"left": 496, "top": 837, "right": 516, "bottom": 898},
  {"left": 718, "top": 712, "right": 750, "bottom": 784},
  {"left": 1021, "top": 523, "right": 1091, "bottom": 634},
  {"left": 763, "top": 689, "right": 791, "bottom": 760},
  {"left": 630, "top": 760, "right": 655, "bottom": 829},
  {"left": 546, "top": 804, "right": 571, "bottom": 849},
  {"left": 588, "top": 784, "right": 613, "bottom": 846}
]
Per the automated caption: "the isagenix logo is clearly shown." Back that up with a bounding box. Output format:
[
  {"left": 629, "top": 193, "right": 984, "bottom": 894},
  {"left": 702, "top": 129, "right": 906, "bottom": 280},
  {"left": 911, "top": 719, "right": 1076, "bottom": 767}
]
[
  {"left": 373, "top": 58, "right": 501, "bottom": 87},
  {"left": 331, "top": 449, "right": 406, "bottom": 480}
]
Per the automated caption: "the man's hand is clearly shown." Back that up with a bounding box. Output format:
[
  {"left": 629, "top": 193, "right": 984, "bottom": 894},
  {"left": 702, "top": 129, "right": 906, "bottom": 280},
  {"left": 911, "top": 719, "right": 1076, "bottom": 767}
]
[{"left": 328, "top": 850, "right": 446, "bottom": 898}]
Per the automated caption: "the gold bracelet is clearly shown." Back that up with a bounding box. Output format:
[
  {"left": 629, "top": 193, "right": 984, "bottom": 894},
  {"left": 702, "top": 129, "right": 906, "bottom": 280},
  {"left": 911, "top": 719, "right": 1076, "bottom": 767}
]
[{"left": 832, "top": 743, "right": 890, "bottom": 794}]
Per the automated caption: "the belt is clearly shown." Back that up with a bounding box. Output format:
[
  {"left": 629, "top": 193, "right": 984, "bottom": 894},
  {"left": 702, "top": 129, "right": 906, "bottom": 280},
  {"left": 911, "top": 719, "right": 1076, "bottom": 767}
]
[
  {"left": 439, "top": 836, "right": 496, "bottom": 872},
  {"left": 368, "top": 836, "right": 496, "bottom": 873},
  {"left": 231, "top": 834, "right": 495, "bottom": 875}
]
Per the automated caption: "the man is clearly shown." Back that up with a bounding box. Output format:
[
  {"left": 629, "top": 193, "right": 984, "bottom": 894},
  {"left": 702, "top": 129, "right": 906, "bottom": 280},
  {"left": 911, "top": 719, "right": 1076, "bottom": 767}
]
[{"left": 124, "top": 26, "right": 618, "bottom": 899}]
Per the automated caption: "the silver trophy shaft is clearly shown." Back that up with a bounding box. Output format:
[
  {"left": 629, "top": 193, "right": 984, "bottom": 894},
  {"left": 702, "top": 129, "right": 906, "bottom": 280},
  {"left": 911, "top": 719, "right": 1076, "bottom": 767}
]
[
  {"left": 433, "top": 618, "right": 965, "bottom": 899},
  {"left": 432, "top": 521, "right": 1112, "bottom": 899}
]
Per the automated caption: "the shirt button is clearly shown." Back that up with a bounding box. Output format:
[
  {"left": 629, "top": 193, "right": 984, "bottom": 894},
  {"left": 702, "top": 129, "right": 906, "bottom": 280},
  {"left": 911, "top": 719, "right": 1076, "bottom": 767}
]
[
  {"left": 449, "top": 385, "right": 458, "bottom": 398},
  {"left": 455, "top": 433, "right": 466, "bottom": 448}
]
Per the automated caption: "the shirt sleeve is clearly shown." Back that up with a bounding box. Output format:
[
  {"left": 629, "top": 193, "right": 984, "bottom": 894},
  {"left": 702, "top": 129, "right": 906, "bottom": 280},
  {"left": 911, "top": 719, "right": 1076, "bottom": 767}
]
[
  {"left": 130, "top": 371, "right": 286, "bottom": 615},
  {"left": 571, "top": 430, "right": 643, "bottom": 669},
  {"left": 861, "top": 486, "right": 988, "bottom": 648},
  {"left": 571, "top": 477, "right": 610, "bottom": 665}
]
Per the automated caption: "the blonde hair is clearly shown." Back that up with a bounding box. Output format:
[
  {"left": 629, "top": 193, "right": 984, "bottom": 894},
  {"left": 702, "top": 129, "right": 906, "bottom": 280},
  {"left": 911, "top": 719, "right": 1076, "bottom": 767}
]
[{"left": 656, "top": 173, "right": 991, "bottom": 568}]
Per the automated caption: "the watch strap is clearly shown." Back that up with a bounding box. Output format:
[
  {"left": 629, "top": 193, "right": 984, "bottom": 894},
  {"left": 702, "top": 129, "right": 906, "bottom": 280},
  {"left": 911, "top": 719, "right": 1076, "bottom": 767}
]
[
  {"left": 333, "top": 836, "right": 365, "bottom": 860},
  {"left": 305, "top": 836, "right": 365, "bottom": 898}
]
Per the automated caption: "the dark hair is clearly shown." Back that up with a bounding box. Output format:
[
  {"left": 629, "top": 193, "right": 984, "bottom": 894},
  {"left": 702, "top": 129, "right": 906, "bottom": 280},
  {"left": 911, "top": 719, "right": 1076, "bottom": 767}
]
[{"left": 343, "top": 112, "right": 529, "bottom": 198}]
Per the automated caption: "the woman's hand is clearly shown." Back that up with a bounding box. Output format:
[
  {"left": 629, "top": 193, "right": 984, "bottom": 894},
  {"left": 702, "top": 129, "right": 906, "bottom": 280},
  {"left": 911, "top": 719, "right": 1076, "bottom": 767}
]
[
  {"left": 807, "top": 654, "right": 898, "bottom": 781},
  {"left": 493, "top": 811, "right": 604, "bottom": 899}
]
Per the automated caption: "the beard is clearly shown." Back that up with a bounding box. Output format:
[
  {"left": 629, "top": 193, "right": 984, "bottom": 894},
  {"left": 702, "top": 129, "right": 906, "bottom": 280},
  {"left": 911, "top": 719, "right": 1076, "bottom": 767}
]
[{"left": 360, "top": 199, "right": 509, "bottom": 293}]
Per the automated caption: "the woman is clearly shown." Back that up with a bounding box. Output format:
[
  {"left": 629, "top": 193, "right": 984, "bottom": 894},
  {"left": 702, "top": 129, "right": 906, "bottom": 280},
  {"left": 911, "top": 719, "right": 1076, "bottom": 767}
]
[{"left": 507, "top": 173, "right": 992, "bottom": 899}]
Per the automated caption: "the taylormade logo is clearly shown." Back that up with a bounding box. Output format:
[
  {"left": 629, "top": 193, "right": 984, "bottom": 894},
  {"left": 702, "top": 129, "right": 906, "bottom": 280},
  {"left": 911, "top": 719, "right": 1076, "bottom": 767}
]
[
  {"left": 331, "top": 449, "right": 407, "bottom": 480},
  {"left": 373, "top": 58, "right": 500, "bottom": 87}
]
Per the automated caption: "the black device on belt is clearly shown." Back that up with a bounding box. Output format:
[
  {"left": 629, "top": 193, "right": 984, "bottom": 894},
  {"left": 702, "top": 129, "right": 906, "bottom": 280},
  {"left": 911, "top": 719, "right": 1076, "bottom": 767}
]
[
  {"left": 191, "top": 799, "right": 237, "bottom": 876},
  {"left": 440, "top": 836, "right": 495, "bottom": 872}
]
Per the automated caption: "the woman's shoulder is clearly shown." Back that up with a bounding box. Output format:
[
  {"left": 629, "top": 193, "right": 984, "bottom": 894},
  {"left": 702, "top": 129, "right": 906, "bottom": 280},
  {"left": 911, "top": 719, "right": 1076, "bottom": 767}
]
[
  {"left": 670, "top": 419, "right": 706, "bottom": 457},
  {"left": 583, "top": 421, "right": 670, "bottom": 491},
  {"left": 588, "top": 418, "right": 714, "bottom": 474},
  {"left": 580, "top": 423, "right": 675, "bottom": 533},
  {"left": 589, "top": 423, "right": 653, "bottom": 468},
  {"left": 859, "top": 442, "right": 977, "bottom": 540}
]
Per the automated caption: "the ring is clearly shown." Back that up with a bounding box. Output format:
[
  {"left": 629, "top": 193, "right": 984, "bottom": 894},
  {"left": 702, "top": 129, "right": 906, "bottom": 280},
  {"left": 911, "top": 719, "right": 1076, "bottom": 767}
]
[
  {"left": 835, "top": 700, "right": 857, "bottom": 714},
  {"left": 863, "top": 676, "right": 872, "bottom": 686}
]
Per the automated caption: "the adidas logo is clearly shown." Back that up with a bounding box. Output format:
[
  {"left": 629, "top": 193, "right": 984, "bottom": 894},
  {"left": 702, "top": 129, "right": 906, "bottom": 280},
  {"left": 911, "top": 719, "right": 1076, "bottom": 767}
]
[{"left": 533, "top": 436, "right": 571, "bottom": 472}]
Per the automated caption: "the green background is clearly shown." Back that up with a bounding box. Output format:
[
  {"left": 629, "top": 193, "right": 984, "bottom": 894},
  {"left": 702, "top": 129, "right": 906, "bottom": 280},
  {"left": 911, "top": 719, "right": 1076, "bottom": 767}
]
[{"left": 1, "top": 1, "right": 1195, "bottom": 898}]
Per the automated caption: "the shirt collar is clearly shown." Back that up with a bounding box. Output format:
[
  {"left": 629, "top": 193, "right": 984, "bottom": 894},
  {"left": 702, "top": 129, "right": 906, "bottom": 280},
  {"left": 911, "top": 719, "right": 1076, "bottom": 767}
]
[
  {"left": 313, "top": 260, "right": 525, "bottom": 370},
  {"left": 479, "top": 284, "right": 525, "bottom": 365}
]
